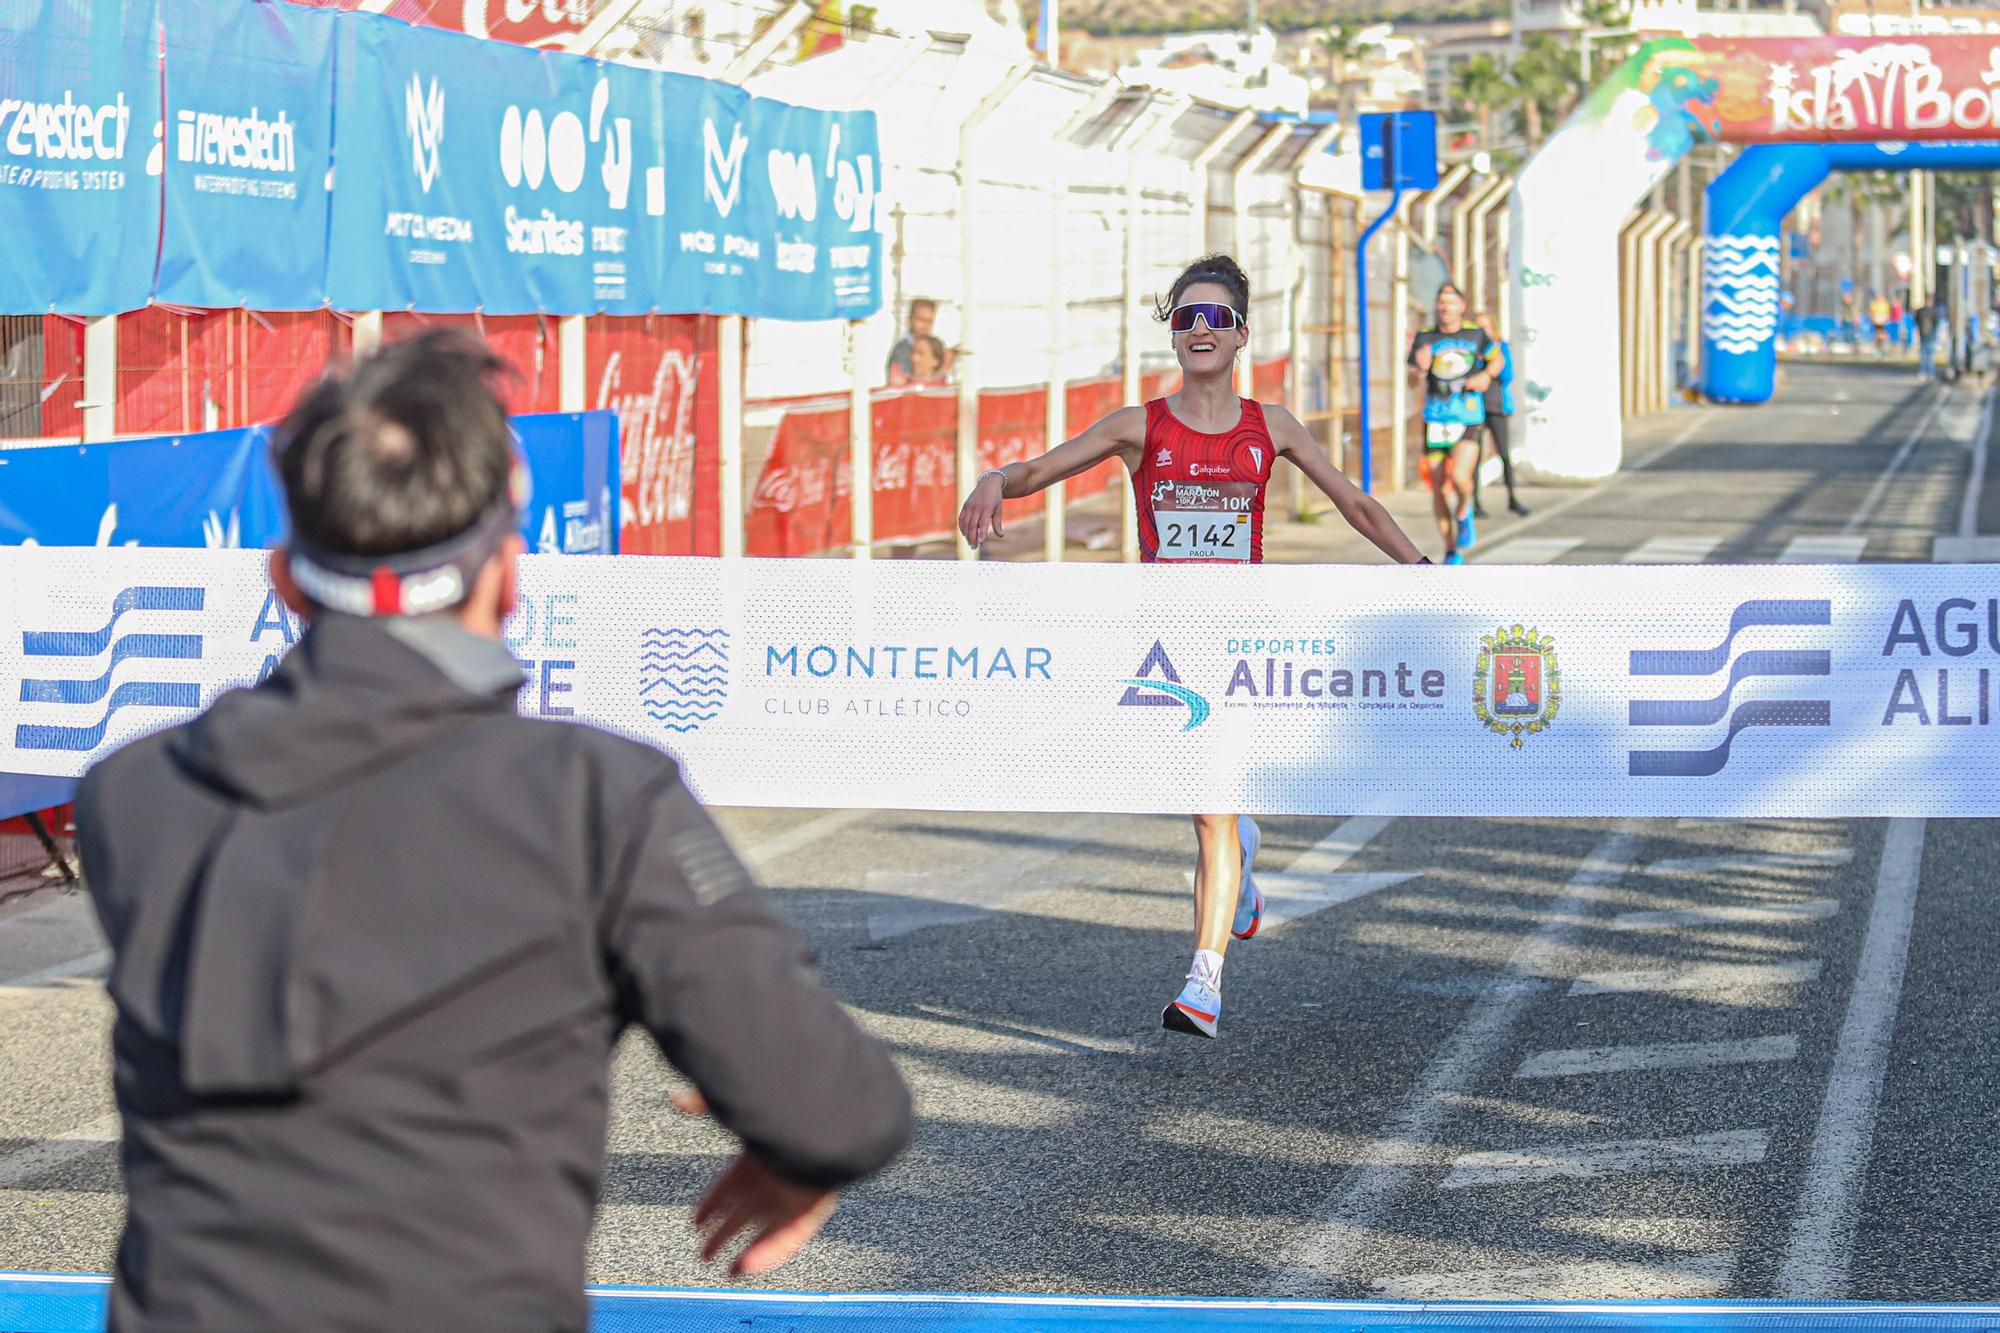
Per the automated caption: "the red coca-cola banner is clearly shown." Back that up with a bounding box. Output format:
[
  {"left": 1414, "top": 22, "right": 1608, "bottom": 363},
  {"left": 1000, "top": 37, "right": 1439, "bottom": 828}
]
[
  {"left": 287, "top": 0, "right": 591, "bottom": 50},
  {"left": 593, "top": 315, "right": 720, "bottom": 556},
  {"left": 1673, "top": 37, "right": 2000, "bottom": 142},
  {"left": 745, "top": 360, "right": 1292, "bottom": 558}
]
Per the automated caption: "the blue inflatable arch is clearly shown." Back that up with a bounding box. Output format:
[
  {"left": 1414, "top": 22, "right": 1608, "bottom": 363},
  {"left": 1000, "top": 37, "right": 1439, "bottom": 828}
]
[{"left": 1703, "top": 140, "right": 2000, "bottom": 403}]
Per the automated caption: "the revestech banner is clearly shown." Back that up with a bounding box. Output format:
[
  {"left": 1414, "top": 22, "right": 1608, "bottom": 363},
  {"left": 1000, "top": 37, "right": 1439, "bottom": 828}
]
[
  {"left": 7, "top": 553, "right": 2000, "bottom": 819},
  {"left": 0, "top": 0, "right": 160, "bottom": 314},
  {"left": 157, "top": 1, "right": 337, "bottom": 309}
]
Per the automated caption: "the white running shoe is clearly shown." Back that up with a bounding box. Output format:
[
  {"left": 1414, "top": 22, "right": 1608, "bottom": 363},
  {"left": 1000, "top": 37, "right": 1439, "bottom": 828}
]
[
  {"left": 1162, "top": 951, "right": 1223, "bottom": 1038},
  {"left": 1231, "top": 815, "right": 1263, "bottom": 940}
]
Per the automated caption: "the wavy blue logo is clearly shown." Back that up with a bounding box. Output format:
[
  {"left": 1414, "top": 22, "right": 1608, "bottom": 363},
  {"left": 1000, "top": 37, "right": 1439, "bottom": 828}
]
[
  {"left": 1627, "top": 598, "right": 1830, "bottom": 777},
  {"left": 640, "top": 627, "right": 728, "bottom": 734},
  {"left": 16, "top": 586, "right": 206, "bottom": 753},
  {"left": 1120, "top": 639, "right": 1209, "bottom": 732}
]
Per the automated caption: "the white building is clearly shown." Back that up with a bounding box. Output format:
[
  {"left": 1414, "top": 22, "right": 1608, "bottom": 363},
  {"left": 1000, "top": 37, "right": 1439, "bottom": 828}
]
[{"left": 1116, "top": 27, "right": 1314, "bottom": 117}]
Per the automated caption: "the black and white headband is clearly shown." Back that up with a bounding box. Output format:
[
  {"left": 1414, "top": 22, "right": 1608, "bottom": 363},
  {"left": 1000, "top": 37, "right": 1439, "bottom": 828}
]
[{"left": 286, "top": 466, "right": 529, "bottom": 617}]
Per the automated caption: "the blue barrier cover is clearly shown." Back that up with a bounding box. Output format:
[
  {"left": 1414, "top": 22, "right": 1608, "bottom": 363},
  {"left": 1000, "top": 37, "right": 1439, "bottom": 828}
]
[
  {"left": 1, "top": 1277, "right": 1999, "bottom": 1333},
  {"left": 0, "top": 412, "right": 618, "bottom": 556},
  {"left": 0, "top": 427, "right": 286, "bottom": 550},
  {"left": 518, "top": 411, "right": 620, "bottom": 554},
  {"left": 0, "top": 0, "right": 161, "bottom": 315}
]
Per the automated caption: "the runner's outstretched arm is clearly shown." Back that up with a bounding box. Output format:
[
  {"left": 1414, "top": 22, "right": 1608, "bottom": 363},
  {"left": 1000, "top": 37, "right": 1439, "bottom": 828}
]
[
  {"left": 1267, "top": 403, "right": 1428, "bottom": 565},
  {"left": 958, "top": 405, "right": 1146, "bottom": 547}
]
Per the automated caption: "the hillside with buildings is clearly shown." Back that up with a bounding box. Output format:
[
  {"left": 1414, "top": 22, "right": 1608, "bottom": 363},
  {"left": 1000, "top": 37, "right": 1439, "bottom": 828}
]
[{"left": 1067, "top": 0, "right": 1507, "bottom": 32}]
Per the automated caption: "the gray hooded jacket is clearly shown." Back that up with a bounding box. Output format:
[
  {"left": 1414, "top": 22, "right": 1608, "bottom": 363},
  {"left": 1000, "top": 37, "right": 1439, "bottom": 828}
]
[{"left": 75, "top": 613, "right": 910, "bottom": 1333}]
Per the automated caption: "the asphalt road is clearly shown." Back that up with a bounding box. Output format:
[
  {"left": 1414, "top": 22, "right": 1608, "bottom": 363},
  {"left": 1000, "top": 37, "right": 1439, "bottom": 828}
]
[{"left": 0, "top": 362, "right": 1993, "bottom": 1302}]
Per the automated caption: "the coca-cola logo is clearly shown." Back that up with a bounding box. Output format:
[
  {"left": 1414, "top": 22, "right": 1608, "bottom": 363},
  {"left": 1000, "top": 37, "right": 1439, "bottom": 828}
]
[
  {"left": 598, "top": 345, "right": 697, "bottom": 528},
  {"left": 463, "top": 0, "right": 590, "bottom": 48}
]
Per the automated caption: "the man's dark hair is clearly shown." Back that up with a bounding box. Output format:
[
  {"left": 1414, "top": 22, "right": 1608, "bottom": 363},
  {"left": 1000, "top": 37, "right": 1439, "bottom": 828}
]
[
  {"left": 1154, "top": 253, "right": 1251, "bottom": 323},
  {"left": 908, "top": 298, "right": 937, "bottom": 318},
  {"left": 273, "top": 330, "right": 515, "bottom": 559}
]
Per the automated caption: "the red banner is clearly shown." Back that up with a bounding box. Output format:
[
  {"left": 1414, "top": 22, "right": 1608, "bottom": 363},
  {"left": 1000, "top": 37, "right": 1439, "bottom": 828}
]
[
  {"left": 1674, "top": 37, "right": 2000, "bottom": 142},
  {"left": 287, "top": 0, "right": 592, "bottom": 50}
]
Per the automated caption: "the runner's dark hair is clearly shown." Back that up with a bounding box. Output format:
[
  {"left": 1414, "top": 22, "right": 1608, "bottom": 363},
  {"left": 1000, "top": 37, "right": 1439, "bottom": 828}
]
[
  {"left": 1155, "top": 254, "right": 1251, "bottom": 323},
  {"left": 273, "top": 329, "right": 517, "bottom": 559}
]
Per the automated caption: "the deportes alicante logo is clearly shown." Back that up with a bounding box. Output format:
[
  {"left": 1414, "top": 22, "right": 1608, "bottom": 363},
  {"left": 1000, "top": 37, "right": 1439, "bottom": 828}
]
[{"left": 639, "top": 627, "right": 728, "bottom": 734}]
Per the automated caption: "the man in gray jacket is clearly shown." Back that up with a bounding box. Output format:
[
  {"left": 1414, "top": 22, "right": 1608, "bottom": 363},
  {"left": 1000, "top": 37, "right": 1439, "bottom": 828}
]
[{"left": 76, "top": 331, "right": 911, "bottom": 1333}]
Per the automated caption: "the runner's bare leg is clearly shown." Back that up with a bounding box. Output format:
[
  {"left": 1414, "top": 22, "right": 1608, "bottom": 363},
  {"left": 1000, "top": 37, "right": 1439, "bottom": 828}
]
[
  {"left": 1428, "top": 459, "right": 1455, "bottom": 548},
  {"left": 1191, "top": 813, "right": 1242, "bottom": 954}
]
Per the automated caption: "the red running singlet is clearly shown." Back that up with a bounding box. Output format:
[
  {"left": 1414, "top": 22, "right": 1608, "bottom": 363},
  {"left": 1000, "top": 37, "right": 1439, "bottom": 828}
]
[{"left": 1132, "top": 397, "right": 1276, "bottom": 564}]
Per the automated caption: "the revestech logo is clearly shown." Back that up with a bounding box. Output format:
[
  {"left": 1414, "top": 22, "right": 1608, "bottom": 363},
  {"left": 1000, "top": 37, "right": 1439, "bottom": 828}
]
[
  {"left": 15, "top": 586, "right": 204, "bottom": 754},
  {"left": 0, "top": 91, "right": 132, "bottom": 165}
]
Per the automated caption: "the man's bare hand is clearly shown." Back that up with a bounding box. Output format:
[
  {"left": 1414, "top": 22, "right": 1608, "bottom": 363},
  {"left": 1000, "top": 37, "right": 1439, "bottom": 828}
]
[{"left": 693, "top": 1153, "right": 838, "bottom": 1278}]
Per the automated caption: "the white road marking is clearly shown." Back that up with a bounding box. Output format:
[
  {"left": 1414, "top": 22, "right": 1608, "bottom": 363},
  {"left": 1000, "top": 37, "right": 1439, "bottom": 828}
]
[
  {"left": 0, "top": 1115, "right": 119, "bottom": 1191},
  {"left": 1844, "top": 389, "right": 1949, "bottom": 536},
  {"left": 1646, "top": 848, "right": 1853, "bottom": 875},
  {"left": 1778, "top": 535, "right": 1867, "bottom": 563},
  {"left": 1622, "top": 536, "right": 1722, "bottom": 563},
  {"left": 1441, "top": 1128, "right": 1769, "bottom": 1189},
  {"left": 865, "top": 815, "right": 1097, "bottom": 940},
  {"left": 1476, "top": 537, "right": 1583, "bottom": 564},
  {"left": 1932, "top": 535, "right": 2000, "bottom": 561},
  {"left": 1777, "top": 818, "right": 1927, "bottom": 1298},
  {"left": 1373, "top": 1251, "right": 1737, "bottom": 1300},
  {"left": 0, "top": 948, "right": 109, "bottom": 992},
  {"left": 1271, "top": 826, "right": 1644, "bottom": 1295},
  {"left": 737, "top": 808, "right": 873, "bottom": 874},
  {"left": 1614, "top": 899, "right": 1838, "bottom": 929},
  {"left": 1956, "top": 384, "right": 1994, "bottom": 541},
  {"left": 1515, "top": 1035, "right": 1798, "bottom": 1079},
  {"left": 1569, "top": 960, "right": 1823, "bottom": 997},
  {"left": 1183, "top": 815, "right": 1410, "bottom": 934}
]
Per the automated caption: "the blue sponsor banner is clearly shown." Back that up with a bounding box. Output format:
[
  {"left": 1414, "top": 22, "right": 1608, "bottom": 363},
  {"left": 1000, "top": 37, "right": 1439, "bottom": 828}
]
[
  {"left": 0, "top": 427, "right": 285, "bottom": 549},
  {"left": 517, "top": 411, "right": 619, "bottom": 554},
  {"left": 0, "top": 0, "right": 161, "bottom": 315},
  {"left": 747, "top": 96, "right": 882, "bottom": 320},
  {"left": 156, "top": 0, "right": 336, "bottom": 309},
  {"left": 326, "top": 18, "right": 510, "bottom": 312},
  {"left": 324, "top": 9, "right": 879, "bottom": 320}
]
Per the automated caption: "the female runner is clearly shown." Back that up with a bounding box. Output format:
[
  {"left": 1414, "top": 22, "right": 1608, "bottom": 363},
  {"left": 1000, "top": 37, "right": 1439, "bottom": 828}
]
[{"left": 956, "top": 254, "right": 1429, "bottom": 1038}]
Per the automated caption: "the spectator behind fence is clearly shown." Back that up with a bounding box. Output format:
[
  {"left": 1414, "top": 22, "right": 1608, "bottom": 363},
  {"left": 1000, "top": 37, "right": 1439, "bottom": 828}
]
[
  {"left": 887, "top": 298, "right": 955, "bottom": 385},
  {"left": 909, "top": 333, "right": 949, "bottom": 384},
  {"left": 75, "top": 330, "right": 912, "bottom": 1333}
]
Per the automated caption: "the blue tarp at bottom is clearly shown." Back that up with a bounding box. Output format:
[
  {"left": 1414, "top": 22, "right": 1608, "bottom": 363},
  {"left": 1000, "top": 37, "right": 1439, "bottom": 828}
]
[{"left": 0, "top": 1277, "right": 1995, "bottom": 1333}]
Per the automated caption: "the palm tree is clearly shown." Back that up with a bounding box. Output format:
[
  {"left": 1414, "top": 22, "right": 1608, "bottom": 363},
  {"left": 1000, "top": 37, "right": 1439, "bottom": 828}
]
[
  {"left": 1316, "top": 22, "right": 1381, "bottom": 136},
  {"left": 1453, "top": 54, "right": 1512, "bottom": 147},
  {"left": 1512, "top": 34, "right": 1580, "bottom": 147}
]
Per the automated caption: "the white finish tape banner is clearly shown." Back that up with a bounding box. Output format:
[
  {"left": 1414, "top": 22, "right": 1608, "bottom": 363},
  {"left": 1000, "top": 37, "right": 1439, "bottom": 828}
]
[{"left": 4, "top": 549, "right": 1997, "bottom": 817}]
